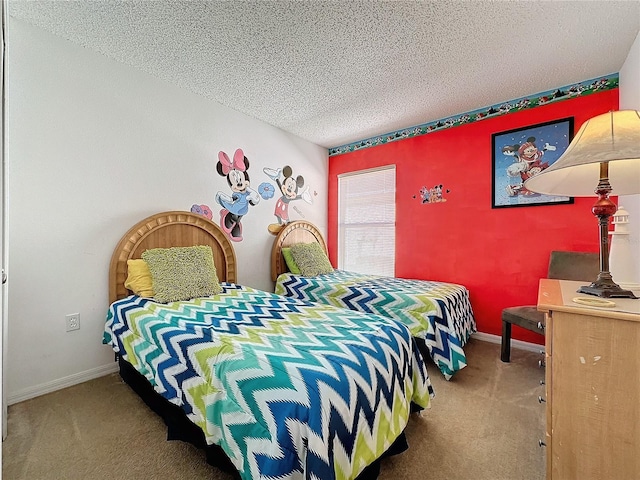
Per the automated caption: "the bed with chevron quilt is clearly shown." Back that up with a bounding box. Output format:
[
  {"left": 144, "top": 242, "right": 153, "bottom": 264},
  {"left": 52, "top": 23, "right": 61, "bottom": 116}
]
[
  {"left": 271, "top": 221, "right": 477, "bottom": 380},
  {"left": 105, "top": 211, "right": 434, "bottom": 480}
]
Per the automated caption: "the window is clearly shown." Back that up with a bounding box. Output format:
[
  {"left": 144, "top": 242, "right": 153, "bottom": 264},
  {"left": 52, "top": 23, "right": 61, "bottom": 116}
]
[{"left": 338, "top": 166, "right": 395, "bottom": 276}]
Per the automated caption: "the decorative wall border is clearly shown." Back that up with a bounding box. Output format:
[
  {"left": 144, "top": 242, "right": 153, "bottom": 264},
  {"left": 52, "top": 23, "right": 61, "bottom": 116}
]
[{"left": 328, "top": 73, "right": 619, "bottom": 157}]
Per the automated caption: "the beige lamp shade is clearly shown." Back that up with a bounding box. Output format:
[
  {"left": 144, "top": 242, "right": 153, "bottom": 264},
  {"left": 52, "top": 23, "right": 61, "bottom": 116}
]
[{"left": 524, "top": 110, "right": 640, "bottom": 196}]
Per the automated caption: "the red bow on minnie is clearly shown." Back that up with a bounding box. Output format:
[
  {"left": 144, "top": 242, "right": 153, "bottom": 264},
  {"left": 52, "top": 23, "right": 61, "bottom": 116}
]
[{"left": 218, "top": 149, "right": 246, "bottom": 174}]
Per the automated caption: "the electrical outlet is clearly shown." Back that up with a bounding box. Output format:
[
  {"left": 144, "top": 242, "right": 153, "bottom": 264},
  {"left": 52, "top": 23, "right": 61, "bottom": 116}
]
[{"left": 66, "top": 313, "right": 80, "bottom": 332}]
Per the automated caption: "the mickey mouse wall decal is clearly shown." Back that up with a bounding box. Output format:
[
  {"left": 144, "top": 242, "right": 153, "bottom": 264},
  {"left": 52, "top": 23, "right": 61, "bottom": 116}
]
[
  {"left": 262, "top": 165, "right": 312, "bottom": 234},
  {"left": 414, "top": 183, "right": 451, "bottom": 203}
]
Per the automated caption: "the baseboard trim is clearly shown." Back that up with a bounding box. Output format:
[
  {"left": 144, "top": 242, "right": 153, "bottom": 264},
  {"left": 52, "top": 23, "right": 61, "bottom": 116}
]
[
  {"left": 8, "top": 362, "right": 119, "bottom": 406},
  {"left": 472, "top": 331, "right": 545, "bottom": 354}
]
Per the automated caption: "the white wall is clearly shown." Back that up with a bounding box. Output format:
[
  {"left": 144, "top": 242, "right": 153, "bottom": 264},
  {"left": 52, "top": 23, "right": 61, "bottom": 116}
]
[
  {"left": 6, "top": 19, "right": 328, "bottom": 403},
  {"left": 619, "top": 30, "right": 640, "bottom": 281}
]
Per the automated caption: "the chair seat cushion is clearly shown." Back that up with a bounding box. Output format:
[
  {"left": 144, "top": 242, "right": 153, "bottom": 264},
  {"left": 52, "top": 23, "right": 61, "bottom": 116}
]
[{"left": 502, "top": 306, "right": 545, "bottom": 333}]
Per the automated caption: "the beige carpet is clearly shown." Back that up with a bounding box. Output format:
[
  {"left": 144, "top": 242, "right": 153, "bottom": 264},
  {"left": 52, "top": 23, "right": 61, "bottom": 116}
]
[{"left": 3, "top": 339, "right": 546, "bottom": 480}]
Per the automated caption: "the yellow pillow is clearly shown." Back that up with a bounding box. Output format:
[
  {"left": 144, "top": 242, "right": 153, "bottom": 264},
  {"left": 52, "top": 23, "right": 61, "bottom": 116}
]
[{"left": 124, "top": 259, "right": 155, "bottom": 297}]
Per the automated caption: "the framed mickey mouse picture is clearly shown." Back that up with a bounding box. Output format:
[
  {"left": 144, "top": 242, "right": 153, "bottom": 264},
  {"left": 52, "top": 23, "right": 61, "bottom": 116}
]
[{"left": 491, "top": 117, "right": 575, "bottom": 208}]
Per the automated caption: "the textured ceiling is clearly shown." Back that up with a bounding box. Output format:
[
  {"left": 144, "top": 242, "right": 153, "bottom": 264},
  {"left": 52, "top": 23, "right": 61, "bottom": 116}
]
[{"left": 8, "top": 1, "right": 640, "bottom": 148}]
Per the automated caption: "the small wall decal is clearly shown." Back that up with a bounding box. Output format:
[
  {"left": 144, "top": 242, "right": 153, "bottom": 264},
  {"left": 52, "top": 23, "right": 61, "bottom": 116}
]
[
  {"left": 414, "top": 184, "right": 450, "bottom": 204},
  {"left": 190, "top": 204, "right": 213, "bottom": 220},
  {"left": 215, "top": 149, "right": 260, "bottom": 242},
  {"left": 258, "top": 182, "right": 276, "bottom": 200},
  {"left": 263, "top": 165, "right": 313, "bottom": 234}
]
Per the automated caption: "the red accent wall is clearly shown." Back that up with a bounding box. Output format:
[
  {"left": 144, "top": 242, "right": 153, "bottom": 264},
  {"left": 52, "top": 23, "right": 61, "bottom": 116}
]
[{"left": 328, "top": 89, "right": 618, "bottom": 344}]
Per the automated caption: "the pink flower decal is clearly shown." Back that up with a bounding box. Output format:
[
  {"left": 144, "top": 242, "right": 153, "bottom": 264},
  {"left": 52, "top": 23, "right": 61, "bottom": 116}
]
[{"left": 191, "top": 204, "right": 213, "bottom": 220}]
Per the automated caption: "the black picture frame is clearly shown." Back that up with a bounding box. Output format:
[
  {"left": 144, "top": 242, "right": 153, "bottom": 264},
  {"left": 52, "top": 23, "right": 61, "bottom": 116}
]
[{"left": 491, "top": 117, "right": 575, "bottom": 208}]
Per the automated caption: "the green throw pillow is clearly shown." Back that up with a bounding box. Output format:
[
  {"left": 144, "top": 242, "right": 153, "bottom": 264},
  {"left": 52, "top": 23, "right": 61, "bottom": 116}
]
[
  {"left": 282, "top": 247, "right": 301, "bottom": 275},
  {"left": 290, "top": 242, "right": 333, "bottom": 277},
  {"left": 142, "top": 245, "right": 223, "bottom": 303}
]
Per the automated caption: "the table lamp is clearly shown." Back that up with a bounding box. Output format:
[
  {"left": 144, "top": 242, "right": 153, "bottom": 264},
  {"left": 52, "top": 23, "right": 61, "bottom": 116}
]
[{"left": 524, "top": 110, "right": 640, "bottom": 299}]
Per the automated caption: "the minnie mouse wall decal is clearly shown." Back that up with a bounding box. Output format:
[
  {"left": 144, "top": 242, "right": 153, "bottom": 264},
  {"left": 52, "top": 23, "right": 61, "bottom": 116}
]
[{"left": 215, "top": 149, "right": 260, "bottom": 242}]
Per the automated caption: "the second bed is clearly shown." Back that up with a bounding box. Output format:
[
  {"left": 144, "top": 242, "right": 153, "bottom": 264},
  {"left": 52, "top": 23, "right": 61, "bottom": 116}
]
[{"left": 271, "top": 221, "right": 477, "bottom": 379}]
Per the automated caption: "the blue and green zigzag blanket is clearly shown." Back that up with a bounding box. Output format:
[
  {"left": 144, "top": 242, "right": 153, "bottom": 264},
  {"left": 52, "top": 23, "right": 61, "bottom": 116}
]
[
  {"left": 275, "top": 270, "right": 476, "bottom": 379},
  {"left": 104, "top": 283, "right": 433, "bottom": 480}
]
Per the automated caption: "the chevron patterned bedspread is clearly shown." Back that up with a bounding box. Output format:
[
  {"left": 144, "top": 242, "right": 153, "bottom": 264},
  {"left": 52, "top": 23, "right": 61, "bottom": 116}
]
[
  {"left": 275, "top": 270, "right": 476, "bottom": 379},
  {"left": 103, "top": 283, "right": 433, "bottom": 480}
]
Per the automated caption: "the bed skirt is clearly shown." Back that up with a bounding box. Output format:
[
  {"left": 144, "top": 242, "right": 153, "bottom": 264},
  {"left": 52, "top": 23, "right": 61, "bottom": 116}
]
[{"left": 118, "top": 357, "right": 410, "bottom": 479}]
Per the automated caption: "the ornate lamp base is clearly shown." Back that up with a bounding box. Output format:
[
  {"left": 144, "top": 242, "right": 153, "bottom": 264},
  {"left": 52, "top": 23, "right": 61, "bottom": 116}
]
[
  {"left": 578, "top": 280, "right": 638, "bottom": 299},
  {"left": 580, "top": 168, "right": 639, "bottom": 300}
]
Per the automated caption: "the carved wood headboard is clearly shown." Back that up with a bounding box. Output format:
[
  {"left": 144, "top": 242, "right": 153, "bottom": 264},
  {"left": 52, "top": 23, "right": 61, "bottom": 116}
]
[
  {"left": 108, "top": 211, "right": 237, "bottom": 304},
  {"left": 270, "top": 221, "right": 327, "bottom": 281}
]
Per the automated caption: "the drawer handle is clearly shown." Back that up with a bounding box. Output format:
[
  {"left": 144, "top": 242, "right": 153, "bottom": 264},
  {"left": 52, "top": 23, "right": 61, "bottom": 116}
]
[
  {"left": 538, "top": 395, "right": 546, "bottom": 403},
  {"left": 539, "top": 439, "right": 546, "bottom": 448},
  {"left": 537, "top": 321, "right": 545, "bottom": 330}
]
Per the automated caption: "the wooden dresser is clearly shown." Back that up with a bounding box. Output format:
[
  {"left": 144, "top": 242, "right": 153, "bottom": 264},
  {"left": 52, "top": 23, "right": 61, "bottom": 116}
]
[{"left": 537, "top": 279, "right": 640, "bottom": 480}]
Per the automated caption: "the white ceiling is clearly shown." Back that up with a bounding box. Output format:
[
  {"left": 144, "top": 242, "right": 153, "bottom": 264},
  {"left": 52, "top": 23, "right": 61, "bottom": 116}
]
[{"left": 8, "top": 1, "right": 640, "bottom": 149}]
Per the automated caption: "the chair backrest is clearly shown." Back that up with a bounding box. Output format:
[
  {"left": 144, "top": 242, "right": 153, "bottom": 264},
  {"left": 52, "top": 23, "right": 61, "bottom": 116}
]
[{"left": 547, "top": 251, "right": 600, "bottom": 281}]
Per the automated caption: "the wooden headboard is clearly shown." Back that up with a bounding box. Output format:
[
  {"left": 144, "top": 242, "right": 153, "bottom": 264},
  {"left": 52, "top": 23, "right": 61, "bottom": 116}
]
[
  {"left": 109, "top": 211, "right": 237, "bottom": 304},
  {"left": 270, "top": 221, "right": 328, "bottom": 281}
]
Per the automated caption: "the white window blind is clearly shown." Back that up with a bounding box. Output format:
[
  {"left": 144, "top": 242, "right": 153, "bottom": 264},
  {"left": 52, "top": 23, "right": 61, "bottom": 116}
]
[{"left": 338, "top": 166, "right": 395, "bottom": 276}]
